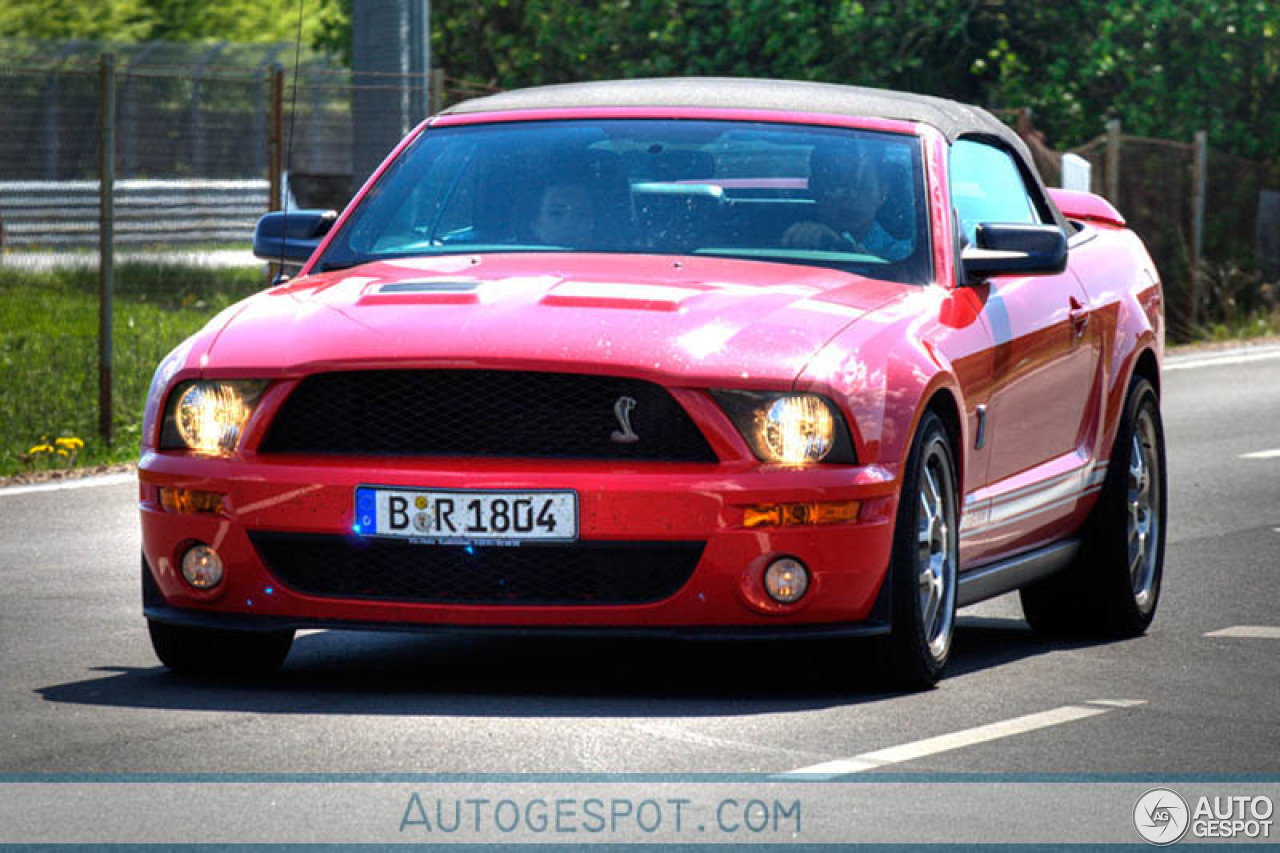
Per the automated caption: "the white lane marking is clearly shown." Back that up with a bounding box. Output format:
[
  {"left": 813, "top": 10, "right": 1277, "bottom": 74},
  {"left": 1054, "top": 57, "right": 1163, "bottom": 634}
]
[
  {"left": 782, "top": 701, "right": 1143, "bottom": 778},
  {"left": 633, "top": 722, "right": 826, "bottom": 761},
  {"left": 1165, "top": 346, "right": 1280, "bottom": 372},
  {"left": 1239, "top": 449, "right": 1280, "bottom": 460},
  {"left": 0, "top": 472, "right": 135, "bottom": 498},
  {"left": 1204, "top": 626, "right": 1280, "bottom": 639}
]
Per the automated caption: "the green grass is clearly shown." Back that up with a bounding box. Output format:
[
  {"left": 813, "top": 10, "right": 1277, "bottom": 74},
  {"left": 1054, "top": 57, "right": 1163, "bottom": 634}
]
[{"left": 0, "top": 263, "right": 269, "bottom": 477}]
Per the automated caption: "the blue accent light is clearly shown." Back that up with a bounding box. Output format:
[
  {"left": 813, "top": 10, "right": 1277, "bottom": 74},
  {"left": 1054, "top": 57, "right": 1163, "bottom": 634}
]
[
  {"left": 355, "top": 488, "right": 377, "bottom": 536},
  {"left": 465, "top": 545, "right": 476, "bottom": 556},
  {"left": 246, "top": 598, "right": 254, "bottom": 607},
  {"left": 265, "top": 586, "right": 275, "bottom": 596}
]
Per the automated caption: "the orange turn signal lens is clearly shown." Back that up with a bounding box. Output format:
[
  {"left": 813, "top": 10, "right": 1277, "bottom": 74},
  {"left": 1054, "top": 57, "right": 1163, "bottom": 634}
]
[
  {"left": 743, "top": 500, "right": 859, "bottom": 528},
  {"left": 159, "top": 487, "right": 224, "bottom": 515}
]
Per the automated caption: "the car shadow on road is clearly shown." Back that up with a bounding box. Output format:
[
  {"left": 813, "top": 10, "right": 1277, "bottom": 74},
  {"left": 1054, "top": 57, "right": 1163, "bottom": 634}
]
[{"left": 37, "top": 615, "right": 1107, "bottom": 717}]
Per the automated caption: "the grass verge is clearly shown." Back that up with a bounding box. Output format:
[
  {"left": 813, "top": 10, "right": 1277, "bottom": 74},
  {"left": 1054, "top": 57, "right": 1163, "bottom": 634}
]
[{"left": 0, "top": 262, "right": 268, "bottom": 477}]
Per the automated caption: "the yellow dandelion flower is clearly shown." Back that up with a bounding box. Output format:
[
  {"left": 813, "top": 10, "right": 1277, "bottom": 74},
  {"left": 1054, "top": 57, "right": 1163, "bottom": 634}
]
[
  {"left": 57, "top": 449, "right": 68, "bottom": 457},
  {"left": 29, "top": 443, "right": 53, "bottom": 454}
]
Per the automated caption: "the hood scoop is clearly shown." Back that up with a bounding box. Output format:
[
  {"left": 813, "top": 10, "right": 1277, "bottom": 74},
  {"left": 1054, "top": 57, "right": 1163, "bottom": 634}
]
[
  {"left": 357, "top": 279, "right": 480, "bottom": 305},
  {"left": 541, "top": 281, "right": 707, "bottom": 311},
  {"left": 378, "top": 280, "right": 477, "bottom": 293}
]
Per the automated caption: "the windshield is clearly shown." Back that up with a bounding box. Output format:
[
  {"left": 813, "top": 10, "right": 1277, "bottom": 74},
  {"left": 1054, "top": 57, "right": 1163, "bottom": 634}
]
[{"left": 318, "top": 119, "right": 931, "bottom": 285}]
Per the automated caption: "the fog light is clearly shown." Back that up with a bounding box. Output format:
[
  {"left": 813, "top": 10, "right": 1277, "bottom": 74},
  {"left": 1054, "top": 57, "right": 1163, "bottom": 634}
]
[
  {"left": 181, "top": 545, "right": 224, "bottom": 590},
  {"left": 764, "top": 557, "right": 809, "bottom": 603}
]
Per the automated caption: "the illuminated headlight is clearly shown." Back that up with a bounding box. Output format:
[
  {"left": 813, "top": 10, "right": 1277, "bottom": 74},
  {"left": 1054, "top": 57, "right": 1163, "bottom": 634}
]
[
  {"left": 160, "top": 380, "right": 267, "bottom": 455},
  {"left": 713, "top": 391, "right": 855, "bottom": 464}
]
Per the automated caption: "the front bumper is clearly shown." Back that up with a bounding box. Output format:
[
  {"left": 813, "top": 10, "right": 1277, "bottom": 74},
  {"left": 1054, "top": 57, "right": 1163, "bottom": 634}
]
[{"left": 139, "top": 451, "right": 900, "bottom": 631}]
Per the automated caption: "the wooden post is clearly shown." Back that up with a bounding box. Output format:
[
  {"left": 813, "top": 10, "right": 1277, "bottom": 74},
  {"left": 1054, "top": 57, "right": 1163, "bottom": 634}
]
[
  {"left": 268, "top": 63, "right": 284, "bottom": 213},
  {"left": 267, "top": 63, "right": 284, "bottom": 283},
  {"left": 98, "top": 53, "right": 116, "bottom": 444},
  {"left": 1105, "top": 119, "right": 1121, "bottom": 205},
  {"left": 430, "top": 68, "right": 445, "bottom": 116},
  {"left": 1190, "top": 129, "right": 1208, "bottom": 326}
]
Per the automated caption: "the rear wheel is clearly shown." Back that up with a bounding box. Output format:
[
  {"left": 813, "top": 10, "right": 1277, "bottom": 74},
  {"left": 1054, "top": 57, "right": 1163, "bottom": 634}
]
[
  {"left": 148, "top": 620, "right": 294, "bottom": 677},
  {"left": 881, "top": 410, "right": 959, "bottom": 689},
  {"left": 1020, "top": 376, "right": 1166, "bottom": 636}
]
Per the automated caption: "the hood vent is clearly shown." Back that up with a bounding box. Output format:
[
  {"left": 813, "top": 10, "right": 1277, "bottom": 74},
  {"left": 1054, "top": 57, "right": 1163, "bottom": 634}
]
[{"left": 378, "top": 280, "right": 477, "bottom": 293}]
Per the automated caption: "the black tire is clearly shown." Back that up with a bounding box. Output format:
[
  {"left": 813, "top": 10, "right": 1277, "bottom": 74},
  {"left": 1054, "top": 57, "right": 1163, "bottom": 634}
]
[
  {"left": 148, "top": 620, "right": 294, "bottom": 677},
  {"left": 880, "top": 410, "right": 960, "bottom": 689},
  {"left": 1020, "top": 376, "right": 1166, "bottom": 637}
]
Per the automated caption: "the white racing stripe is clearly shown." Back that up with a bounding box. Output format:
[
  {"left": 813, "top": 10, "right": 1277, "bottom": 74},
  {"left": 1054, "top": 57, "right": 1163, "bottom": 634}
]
[
  {"left": 1165, "top": 345, "right": 1280, "bottom": 372},
  {"left": 0, "top": 472, "right": 135, "bottom": 498},
  {"left": 1204, "top": 626, "right": 1280, "bottom": 639},
  {"left": 1239, "top": 449, "right": 1280, "bottom": 460},
  {"left": 781, "top": 700, "right": 1144, "bottom": 778},
  {"left": 962, "top": 460, "right": 1107, "bottom": 537}
]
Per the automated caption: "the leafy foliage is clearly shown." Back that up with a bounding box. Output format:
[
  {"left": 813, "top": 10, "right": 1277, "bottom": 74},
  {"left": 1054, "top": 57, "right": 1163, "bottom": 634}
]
[
  {"left": 428, "top": 0, "right": 1278, "bottom": 158},
  {"left": 0, "top": 0, "right": 346, "bottom": 55},
  {"left": 3, "top": 0, "right": 1276, "bottom": 157}
]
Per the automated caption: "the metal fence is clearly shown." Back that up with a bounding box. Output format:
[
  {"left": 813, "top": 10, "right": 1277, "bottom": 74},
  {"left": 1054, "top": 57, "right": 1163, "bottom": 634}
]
[
  {"left": 2, "top": 40, "right": 1277, "bottom": 473},
  {"left": 1059, "top": 129, "right": 1280, "bottom": 339},
  {"left": 0, "top": 42, "right": 497, "bottom": 473}
]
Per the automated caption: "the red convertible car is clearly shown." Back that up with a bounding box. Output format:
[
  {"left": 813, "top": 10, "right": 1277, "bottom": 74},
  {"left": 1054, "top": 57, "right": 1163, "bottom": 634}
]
[{"left": 139, "top": 79, "right": 1166, "bottom": 687}]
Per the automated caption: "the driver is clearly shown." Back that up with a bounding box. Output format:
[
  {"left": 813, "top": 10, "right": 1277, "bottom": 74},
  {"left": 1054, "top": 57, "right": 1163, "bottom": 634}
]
[{"left": 782, "top": 142, "right": 912, "bottom": 261}]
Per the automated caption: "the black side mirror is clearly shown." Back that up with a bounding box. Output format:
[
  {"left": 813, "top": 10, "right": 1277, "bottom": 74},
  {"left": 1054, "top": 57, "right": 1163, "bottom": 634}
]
[
  {"left": 253, "top": 209, "right": 338, "bottom": 265},
  {"left": 961, "top": 223, "right": 1067, "bottom": 285}
]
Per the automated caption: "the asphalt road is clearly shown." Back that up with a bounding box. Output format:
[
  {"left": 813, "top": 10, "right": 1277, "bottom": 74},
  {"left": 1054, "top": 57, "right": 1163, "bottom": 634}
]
[{"left": 2, "top": 345, "right": 1278, "bottom": 784}]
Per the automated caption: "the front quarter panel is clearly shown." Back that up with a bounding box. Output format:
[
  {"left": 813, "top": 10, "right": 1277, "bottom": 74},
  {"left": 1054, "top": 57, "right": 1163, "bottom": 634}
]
[{"left": 796, "top": 283, "right": 994, "bottom": 510}]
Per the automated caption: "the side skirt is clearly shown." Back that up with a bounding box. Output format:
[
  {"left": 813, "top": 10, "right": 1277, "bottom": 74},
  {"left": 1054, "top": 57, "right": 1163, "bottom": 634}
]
[{"left": 957, "top": 538, "right": 1081, "bottom": 607}]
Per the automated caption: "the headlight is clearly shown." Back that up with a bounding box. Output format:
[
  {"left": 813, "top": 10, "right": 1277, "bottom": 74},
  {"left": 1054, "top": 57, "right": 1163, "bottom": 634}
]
[
  {"left": 713, "top": 390, "right": 856, "bottom": 464},
  {"left": 160, "top": 380, "right": 267, "bottom": 455}
]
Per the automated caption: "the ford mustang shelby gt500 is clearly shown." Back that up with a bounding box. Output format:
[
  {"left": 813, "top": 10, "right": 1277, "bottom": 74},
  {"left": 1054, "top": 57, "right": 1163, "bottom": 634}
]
[{"left": 139, "top": 78, "right": 1166, "bottom": 687}]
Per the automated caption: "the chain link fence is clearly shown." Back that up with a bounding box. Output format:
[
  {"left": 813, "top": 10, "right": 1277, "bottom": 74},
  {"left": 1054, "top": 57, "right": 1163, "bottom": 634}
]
[
  {"left": 0, "top": 40, "right": 493, "bottom": 476},
  {"left": 1065, "top": 133, "right": 1280, "bottom": 340},
  {"left": 3, "top": 39, "right": 1277, "bottom": 475}
]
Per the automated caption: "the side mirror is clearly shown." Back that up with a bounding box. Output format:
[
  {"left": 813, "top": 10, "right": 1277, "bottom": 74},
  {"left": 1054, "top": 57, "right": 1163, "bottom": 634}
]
[
  {"left": 961, "top": 223, "right": 1067, "bottom": 286},
  {"left": 252, "top": 209, "right": 338, "bottom": 265}
]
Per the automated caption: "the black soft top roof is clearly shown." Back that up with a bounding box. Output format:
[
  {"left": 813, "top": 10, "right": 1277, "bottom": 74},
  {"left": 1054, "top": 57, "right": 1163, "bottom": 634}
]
[
  {"left": 444, "top": 77, "right": 1063, "bottom": 229},
  {"left": 444, "top": 77, "right": 1021, "bottom": 148}
]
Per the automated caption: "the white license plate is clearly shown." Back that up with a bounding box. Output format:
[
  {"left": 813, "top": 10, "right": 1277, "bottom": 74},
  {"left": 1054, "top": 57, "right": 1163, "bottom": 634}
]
[{"left": 354, "top": 487, "right": 577, "bottom": 543}]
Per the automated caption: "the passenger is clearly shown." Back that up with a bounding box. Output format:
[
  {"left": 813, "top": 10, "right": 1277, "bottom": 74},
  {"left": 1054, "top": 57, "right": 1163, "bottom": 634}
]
[
  {"left": 782, "top": 144, "right": 912, "bottom": 261},
  {"left": 530, "top": 182, "right": 596, "bottom": 246}
]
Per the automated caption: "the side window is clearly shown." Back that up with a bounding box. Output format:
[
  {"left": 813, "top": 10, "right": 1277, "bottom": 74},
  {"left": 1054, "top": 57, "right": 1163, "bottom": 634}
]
[{"left": 949, "top": 139, "right": 1040, "bottom": 244}]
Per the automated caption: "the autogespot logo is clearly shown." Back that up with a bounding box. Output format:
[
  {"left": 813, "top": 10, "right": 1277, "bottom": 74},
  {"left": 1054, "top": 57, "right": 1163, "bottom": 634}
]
[{"left": 1134, "top": 788, "right": 1191, "bottom": 845}]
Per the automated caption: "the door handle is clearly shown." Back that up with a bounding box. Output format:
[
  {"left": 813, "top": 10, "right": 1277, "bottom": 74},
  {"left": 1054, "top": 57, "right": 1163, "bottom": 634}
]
[{"left": 1069, "top": 297, "right": 1090, "bottom": 338}]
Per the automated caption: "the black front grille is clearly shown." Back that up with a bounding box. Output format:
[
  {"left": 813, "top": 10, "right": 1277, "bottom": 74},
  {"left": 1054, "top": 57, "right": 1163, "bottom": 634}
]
[
  {"left": 250, "top": 531, "right": 704, "bottom": 605},
  {"left": 258, "top": 370, "right": 717, "bottom": 462}
]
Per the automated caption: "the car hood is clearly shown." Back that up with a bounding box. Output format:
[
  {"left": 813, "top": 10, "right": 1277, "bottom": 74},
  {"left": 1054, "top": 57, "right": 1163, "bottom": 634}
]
[{"left": 202, "top": 253, "right": 908, "bottom": 387}]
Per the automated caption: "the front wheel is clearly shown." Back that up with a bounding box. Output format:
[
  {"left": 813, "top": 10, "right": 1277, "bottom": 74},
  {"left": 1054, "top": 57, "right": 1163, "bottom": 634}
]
[
  {"left": 881, "top": 410, "right": 959, "bottom": 689},
  {"left": 148, "top": 620, "right": 294, "bottom": 677}
]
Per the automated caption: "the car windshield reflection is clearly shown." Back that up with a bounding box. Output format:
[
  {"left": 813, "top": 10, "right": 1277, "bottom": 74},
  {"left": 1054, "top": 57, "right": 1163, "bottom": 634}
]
[{"left": 318, "top": 119, "right": 931, "bottom": 285}]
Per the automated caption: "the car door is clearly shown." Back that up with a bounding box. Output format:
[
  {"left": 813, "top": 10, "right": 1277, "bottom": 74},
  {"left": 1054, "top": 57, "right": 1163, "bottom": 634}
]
[{"left": 950, "top": 138, "right": 1102, "bottom": 556}]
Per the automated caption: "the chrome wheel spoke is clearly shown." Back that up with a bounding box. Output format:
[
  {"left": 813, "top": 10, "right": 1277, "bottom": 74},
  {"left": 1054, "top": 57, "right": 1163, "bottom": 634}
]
[
  {"left": 914, "top": 439, "right": 956, "bottom": 658},
  {"left": 1125, "top": 407, "right": 1162, "bottom": 612}
]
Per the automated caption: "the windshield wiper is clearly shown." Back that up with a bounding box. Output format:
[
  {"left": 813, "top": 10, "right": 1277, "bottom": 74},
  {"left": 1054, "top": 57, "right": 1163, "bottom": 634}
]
[{"left": 314, "top": 259, "right": 369, "bottom": 272}]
